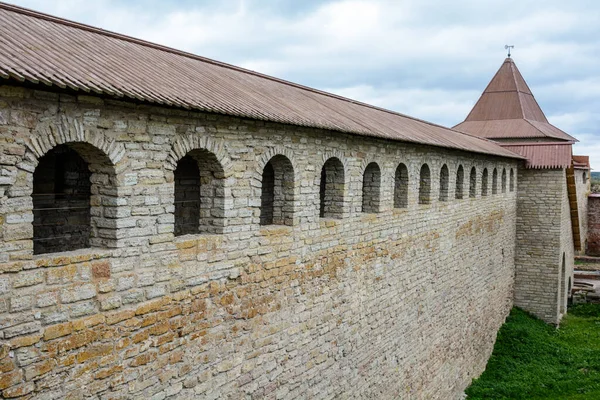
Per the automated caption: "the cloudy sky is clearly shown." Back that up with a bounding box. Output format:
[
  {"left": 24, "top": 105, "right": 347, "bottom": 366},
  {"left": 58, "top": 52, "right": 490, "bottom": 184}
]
[{"left": 9, "top": 0, "right": 600, "bottom": 169}]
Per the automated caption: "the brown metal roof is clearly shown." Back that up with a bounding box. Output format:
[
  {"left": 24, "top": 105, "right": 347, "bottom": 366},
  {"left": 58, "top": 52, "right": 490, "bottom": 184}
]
[
  {"left": 573, "top": 155, "right": 590, "bottom": 170},
  {"left": 0, "top": 3, "right": 522, "bottom": 160},
  {"left": 464, "top": 58, "right": 548, "bottom": 123},
  {"left": 499, "top": 142, "right": 573, "bottom": 169},
  {"left": 455, "top": 57, "right": 577, "bottom": 142},
  {"left": 454, "top": 119, "right": 576, "bottom": 141}
]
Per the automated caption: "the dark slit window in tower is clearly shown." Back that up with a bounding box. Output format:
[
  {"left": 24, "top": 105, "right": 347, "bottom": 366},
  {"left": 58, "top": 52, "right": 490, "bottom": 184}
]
[
  {"left": 320, "top": 157, "right": 344, "bottom": 219},
  {"left": 501, "top": 168, "right": 507, "bottom": 193},
  {"left": 419, "top": 164, "right": 431, "bottom": 205},
  {"left": 394, "top": 163, "right": 409, "bottom": 208},
  {"left": 492, "top": 168, "right": 498, "bottom": 194},
  {"left": 439, "top": 164, "right": 449, "bottom": 201},
  {"left": 362, "top": 162, "right": 381, "bottom": 213},
  {"left": 470, "top": 167, "right": 477, "bottom": 198},
  {"left": 455, "top": 165, "right": 464, "bottom": 199},
  {"left": 33, "top": 145, "right": 91, "bottom": 255},
  {"left": 260, "top": 155, "right": 294, "bottom": 226}
]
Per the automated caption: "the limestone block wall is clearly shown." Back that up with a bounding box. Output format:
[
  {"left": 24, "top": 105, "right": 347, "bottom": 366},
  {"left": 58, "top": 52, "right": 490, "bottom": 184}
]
[
  {"left": 574, "top": 169, "right": 589, "bottom": 254},
  {"left": 0, "top": 85, "right": 518, "bottom": 399},
  {"left": 588, "top": 195, "right": 600, "bottom": 256},
  {"left": 514, "top": 168, "right": 574, "bottom": 324}
]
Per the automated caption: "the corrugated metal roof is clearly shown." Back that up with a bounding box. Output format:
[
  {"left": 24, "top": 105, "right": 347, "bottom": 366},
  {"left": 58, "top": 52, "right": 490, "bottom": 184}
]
[
  {"left": 573, "top": 155, "right": 590, "bottom": 170},
  {"left": 0, "top": 3, "right": 522, "bottom": 160},
  {"left": 464, "top": 58, "right": 548, "bottom": 123},
  {"left": 455, "top": 57, "right": 577, "bottom": 142},
  {"left": 454, "top": 119, "right": 576, "bottom": 141},
  {"left": 500, "top": 142, "right": 573, "bottom": 169}
]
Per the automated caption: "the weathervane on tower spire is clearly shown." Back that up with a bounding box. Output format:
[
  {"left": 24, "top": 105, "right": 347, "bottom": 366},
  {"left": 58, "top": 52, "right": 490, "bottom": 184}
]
[{"left": 505, "top": 45, "right": 514, "bottom": 58}]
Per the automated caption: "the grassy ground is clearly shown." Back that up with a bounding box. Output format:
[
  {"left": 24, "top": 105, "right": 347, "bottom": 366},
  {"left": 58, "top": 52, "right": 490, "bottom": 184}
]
[{"left": 466, "top": 305, "right": 600, "bottom": 399}]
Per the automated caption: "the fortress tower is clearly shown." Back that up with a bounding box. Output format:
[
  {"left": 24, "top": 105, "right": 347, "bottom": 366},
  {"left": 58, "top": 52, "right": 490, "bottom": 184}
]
[{"left": 455, "top": 57, "right": 587, "bottom": 324}]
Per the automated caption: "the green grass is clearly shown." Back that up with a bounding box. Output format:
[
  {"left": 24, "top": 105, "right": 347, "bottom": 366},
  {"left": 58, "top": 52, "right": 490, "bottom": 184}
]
[{"left": 466, "top": 305, "right": 600, "bottom": 399}]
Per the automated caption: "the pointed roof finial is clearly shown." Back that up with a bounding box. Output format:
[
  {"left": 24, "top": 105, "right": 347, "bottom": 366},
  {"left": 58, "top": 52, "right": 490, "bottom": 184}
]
[{"left": 505, "top": 45, "right": 514, "bottom": 58}]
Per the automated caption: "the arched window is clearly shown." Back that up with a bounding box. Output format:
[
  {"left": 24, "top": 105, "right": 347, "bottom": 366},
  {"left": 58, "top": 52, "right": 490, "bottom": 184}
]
[
  {"left": 501, "top": 168, "right": 507, "bottom": 193},
  {"left": 394, "top": 163, "right": 409, "bottom": 209},
  {"left": 174, "top": 149, "right": 225, "bottom": 236},
  {"left": 419, "top": 164, "right": 431, "bottom": 205},
  {"left": 362, "top": 162, "right": 381, "bottom": 213},
  {"left": 455, "top": 165, "right": 464, "bottom": 199},
  {"left": 469, "top": 167, "right": 477, "bottom": 198},
  {"left": 32, "top": 143, "right": 116, "bottom": 255},
  {"left": 439, "top": 164, "right": 449, "bottom": 202},
  {"left": 509, "top": 168, "right": 515, "bottom": 192},
  {"left": 261, "top": 155, "right": 294, "bottom": 226},
  {"left": 482, "top": 168, "right": 488, "bottom": 197},
  {"left": 492, "top": 168, "right": 498, "bottom": 195},
  {"left": 320, "top": 157, "right": 344, "bottom": 219}
]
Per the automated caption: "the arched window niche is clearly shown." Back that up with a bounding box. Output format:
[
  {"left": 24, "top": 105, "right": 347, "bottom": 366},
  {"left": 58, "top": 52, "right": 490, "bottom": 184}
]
[
  {"left": 455, "top": 165, "right": 464, "bottom": 200},
  {"left": 492, "top": 168, "right": 498, "bottom": 195},
  {"left": 419, "top": 164, "right": 431, "bottom": 205},
  {"left": 32, "top": 142, "right": 117, "bottom": 255},
  {"left": 394, "top": 163, "right": 409, "bottom": 209},
  {"left": 362, "top": 162, "right": 381, "bottom": 213},
  {"left": 439, "top": 164, "right": 449, "bottom": 202},
  {"left": 173, "top": 148, "right": 225, "bottom": 236},
  {"left": 260, "top": 155, "right": 294, "bottom": 226},
  {"left": 320, "top": 157, "right": 345, "bottom": 219},
  {"left": 469, "top": 167, "right": 477, "bottom": 198},
  {"left": 482, "top": 168, "right": 489, "bottom": 197},
  {"left": 501, "top": 168, "right": 507, "bottom": 193}
]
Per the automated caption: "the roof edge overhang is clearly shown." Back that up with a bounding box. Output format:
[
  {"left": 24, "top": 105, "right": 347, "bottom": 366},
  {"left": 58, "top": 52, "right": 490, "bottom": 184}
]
[
  {"left": 0, "top": 77, "right": 524, "bottom": 162},
  {"left": 0, "top": 3, "right": 528, "bottom": 162},
  {"left": 499, "top": 141, "right": 574, "bottom": 169}
]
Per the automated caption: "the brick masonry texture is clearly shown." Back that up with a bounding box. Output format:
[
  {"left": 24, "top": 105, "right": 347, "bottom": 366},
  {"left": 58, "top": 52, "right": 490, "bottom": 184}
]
[
  {"left": 514, "top": 168, "right": 574, "bottom": 324},
  {"left": 1, "top": 85, "right": 518, "bottom": 399}
]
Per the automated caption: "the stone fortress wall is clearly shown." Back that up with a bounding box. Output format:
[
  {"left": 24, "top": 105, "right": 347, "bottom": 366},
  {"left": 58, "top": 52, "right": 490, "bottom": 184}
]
[
  {"left": 0, "top": 85, "right": 518, "bottom": 399},
  {"left": 513, "top": 168, "right": 574, "bottom": 325}
]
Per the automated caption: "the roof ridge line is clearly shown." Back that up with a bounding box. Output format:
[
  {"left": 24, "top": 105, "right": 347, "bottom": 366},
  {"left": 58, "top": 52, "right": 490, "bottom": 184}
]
[
  {"left": 511, "top": 62, "right": 527, "bottom": 119},
  {"left": 0, "top": 1, "right": 471, "bottom": 136}
]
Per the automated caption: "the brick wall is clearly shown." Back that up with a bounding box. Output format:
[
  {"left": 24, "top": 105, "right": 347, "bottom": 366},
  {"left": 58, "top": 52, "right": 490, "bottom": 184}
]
[
  {"left": 514, "top": 168, "right": 574, "bottom": 324},
  {"left": 0, "top": 86, "right": 518, "bottom": 399}
]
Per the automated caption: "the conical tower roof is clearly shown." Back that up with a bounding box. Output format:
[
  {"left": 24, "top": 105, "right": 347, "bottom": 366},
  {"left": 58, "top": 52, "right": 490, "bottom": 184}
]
[{"left": 454, "top": 58, "right": 576, "bottom": 142}]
